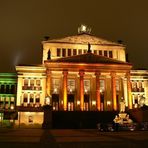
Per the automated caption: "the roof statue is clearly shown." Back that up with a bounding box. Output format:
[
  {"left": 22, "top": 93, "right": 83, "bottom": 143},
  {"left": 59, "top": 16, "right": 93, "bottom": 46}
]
[
  {"left": 78, "top": 24, "right": 91, "bottom": 34},
  {"left": 87, "top": 43, "right": 91, "bottom": 53}
]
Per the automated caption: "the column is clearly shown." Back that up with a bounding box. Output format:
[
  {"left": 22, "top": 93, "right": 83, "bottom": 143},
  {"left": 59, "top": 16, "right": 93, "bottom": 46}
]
[
  {"left": 79, "top": 71, "right": 84, "bottom": 111},
  {"left": 127, "top": 72, "right": 132, "bottom": 109},
  {"left": 111, "top": 73, "right": 117, "bottom": 111},
  {"left": 16, "top": 76, "right": 23, "bottom": 106},
  {"left": 95, "top": 72, "right": 101, "bottom": 111},
  {"left": 46, "top": 69, "right": 51, "bottom": 96},
  {"left": 63, "top": 70, "right": 68, "bottom": 111}
]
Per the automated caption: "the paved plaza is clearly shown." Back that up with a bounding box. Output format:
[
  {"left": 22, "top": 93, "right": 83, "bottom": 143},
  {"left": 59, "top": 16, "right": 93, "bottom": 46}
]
[{"left": 0, "top": 128, "right": 148, "bottom": 148}]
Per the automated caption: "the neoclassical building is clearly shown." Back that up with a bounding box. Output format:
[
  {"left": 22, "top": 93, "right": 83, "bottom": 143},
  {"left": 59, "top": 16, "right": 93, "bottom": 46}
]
[{"left": 1, "top": 25, "right": 148, "bottom": 127}]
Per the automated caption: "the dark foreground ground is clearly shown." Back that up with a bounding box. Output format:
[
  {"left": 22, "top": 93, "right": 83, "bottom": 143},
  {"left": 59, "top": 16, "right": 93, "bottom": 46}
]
[{"left": 0, "top": 128, "right": 148, "bottom": 148}]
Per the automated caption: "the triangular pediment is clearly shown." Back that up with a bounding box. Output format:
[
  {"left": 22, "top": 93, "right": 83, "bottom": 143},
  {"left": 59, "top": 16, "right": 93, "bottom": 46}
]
[
  {"left": 46, "top": 53, "right": 131, "bottom": 65},
  {"left": 43, "top": 33, "right": 122, "bottom": 46}
]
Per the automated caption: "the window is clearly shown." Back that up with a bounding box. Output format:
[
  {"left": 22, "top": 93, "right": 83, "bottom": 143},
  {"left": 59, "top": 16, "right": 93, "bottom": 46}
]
[
  {"left": 84, "top": 94, "right": 89, "bottom": 111},
  {"left": 99, "top": 50, "right": 102, "bottom": 56},
  {"left": 132, "top": 81, "right": 138, "bottom": 92},
  {"left": 73, "top": 49, "right": 77, "bottom": 55},
  {"left": 36, "top": 80, "right": 41, "bottom": 90},
  {"left": 30, "top": 80, "right": 34, "bottom": 90},
  {"left": 62, "top": 48, "right": 66, "bottom": 57},
  {"left": 83, "top": 49, "right": 87, "bottom": 54},
  {"left": 84, "top": 80, "right": 90, "bottom": 93},
  {"left": 78, "top": 49, "right": 82, "bottom": 55},
  {"left": 139, "top": 81, "right": 144, "bottom": 92},
  {"left": 30, "top": 80, "right": 34, "bottom": 86},
  {"left": 52, "top": 79, "right": 60, "bottom": 93},
  {"left": 30, "top": 94, "right": 34, "bottom": 103},
  {"left": 35, "top": 94, "right": 40, "bottom": 103},
  {"left": 94, "top": 50, "right": 97, "bottom": 54},
  {"left": 68, "top": 49, "right": 71, "bottom": 56},
  {"left": 23, "top": 93, "right": 28, "bottom": 103},
  {"left": 100, "top": 80, "right": 105, "bottom": 92},
  {"left": 24, "top": 79, "right": 28, "bottom": 86},
  {"left": 104, "top": 50, "right": 107, "bottom": 57},
  {"left": 10, "top": 97, "right": 14, "bottom": 103},
  {"left": 36, "top": 80, "right": 40, "bottom": 86},
  {"left": 10, "top": 85, "right": 16, "bottom": 94},
  {"left": 52, "top": 94, "right": 59, "bottom": 111},
  {"left": 68, "top": 79, "right": 75, "bottom": 93},
  {"left": 1, "top": 85, "right": 5, "bottom": 94},
  {"left": 67, "top": 102, "right": 74, "bottom": 111},
  {"left": 109, "top": 51, "right": 113, "bottom": 58},
  {"left": 116, "top": 80, "right": 120, "bottom": 91},
  {"left": 6, "top": 85, "right": 10, "bottom": 94},
  {"left": 57, "top": 48, "right": 61, "bottom": 57}
]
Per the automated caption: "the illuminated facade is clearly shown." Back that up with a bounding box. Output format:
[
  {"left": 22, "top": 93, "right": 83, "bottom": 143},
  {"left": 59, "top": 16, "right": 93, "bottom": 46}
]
[
  {"left": 1, "top": 25, "right": 148, "bottom": 127},
  {"left": 0, "top": 73, "right": 17, "bottom": 126}
]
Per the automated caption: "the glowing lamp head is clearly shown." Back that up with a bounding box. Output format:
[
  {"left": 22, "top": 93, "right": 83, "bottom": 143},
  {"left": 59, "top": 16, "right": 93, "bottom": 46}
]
[
  {"left": 107, "top": 101, "right": 111, "bottom": 106},
  {"left": 77, "top": 100, "right": 80, "bottom": 105},
  {"left": 10, "top": 105, "right": 14, "bottom": 110},
  {"left": 92, "top": 101, "right": 96, "bottom": 106}
]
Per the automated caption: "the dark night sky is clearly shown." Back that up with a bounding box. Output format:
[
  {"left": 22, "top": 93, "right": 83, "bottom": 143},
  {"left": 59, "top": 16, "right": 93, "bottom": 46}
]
[{"left": 0, "top": 0, "right": 148, "bottom": 72}]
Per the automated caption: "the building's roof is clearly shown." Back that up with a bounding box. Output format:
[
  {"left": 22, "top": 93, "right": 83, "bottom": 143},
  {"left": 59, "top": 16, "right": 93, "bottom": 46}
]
[
  {"left": 46, "top": 52, "right": 131, "bottom": 65},
  {"left": 43, "top": 33, "right": 122, "bottom": 46}
]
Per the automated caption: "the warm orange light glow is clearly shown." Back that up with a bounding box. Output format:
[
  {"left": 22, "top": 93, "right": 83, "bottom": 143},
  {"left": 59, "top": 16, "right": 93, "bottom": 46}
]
[
  {"left": 46, "top": 69, "right": 51, "bottom": 96},
  {"left": 127, "top": 73, "right": 132, "bottom": 109},
  {"left": 96, "top": 72, "right": 101, "bottom": 111},
  {"left": 79, "top": 71, "right": 84, "bottom": 111},
  {"left": 63, "top": 71, "right": 68, "bottom": 111},
  {"left": 111, "top": 73, "right": 117, "bottom": 111},
  {"left": 92, "top": 101, "right": 96, "bottom": 106},
  {"left": 107, "top": 101, "right": 111, "bottom": 105},
  {"left": 77, "top": 100, "right": 80, "bottom": 105}
]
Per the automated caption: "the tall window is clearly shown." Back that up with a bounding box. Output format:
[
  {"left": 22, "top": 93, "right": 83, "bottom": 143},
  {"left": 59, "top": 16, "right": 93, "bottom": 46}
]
[
  {"left": 83, "top": 49, "right": 87, "bottom": 54},
  {"left": 100, "top": 80, "right": 105, "bottom": 92},
  {"left": 116, "top": 80, "right": 120, "bottom": 91},
  {"left": 35, "top": 94, "right": 40, "bottom": 107},
  {"left": 109, "top": 51, "right": 113, "bottom": 58},
  {"left": 99, "top": 50, "right": 102, "bottom": 56},
  {"left": 62, "top": 48, "right": 66, "bottom": 57},
  {"left": 84, "top": 80, "right": 90, "bottom": 93},
  {"left": 94, "top": 50, "right": 97, "bottom": 54},
  {"left": 52, "top": 79, "right": 60, "bottom": 94},
  {"left": 132, "top": 81, "right": 138, "bottom": 92},
  {"left": 36, "top": 80, "right": 41, "bottom": 90},
  {"left": 84, "top": 94, "right": 89, "bottom": 111},
  {"left": 24, "top": 79, "right": 28, "bottom": 86},
  {"left": 68, "top": 49, "right": 71, "bottom": 56},
  {"left": 104, "top": 50, "right": 108, "bottom": 57},
  {"left": 10, "top": 85, "right": 16, "bottom": 94},
  {"left": 57, "top": 48, "right": 61, "bottom": 57},
  {"left": 78, "top": 49, "right": 82, "bottom": 55},
  {"left": 67, "top": 94, "right": 74, "bottom": 111},
  {"left": 68, "top": 79, "right": 75, "bottom": 93},
  {"left": 139, "top": 81, "right": 144, "bottom": 92},
  {"left": 30, "top": 94, "right": 34, "bottom": 106},
  {"left": 23, "top": 93, "right": 28, "bottom": 106},
  {"left": 73, "top": 49, "right": 77, "bottom": 55},
  {"left": 30, "top": 79, "right": 34, "bottom": 90},
  {"left": 6, "top": 85, "right": 10, "bottom": 94},
  {"left": 1, "top": 85, "right": 5, "bottom": 94}
]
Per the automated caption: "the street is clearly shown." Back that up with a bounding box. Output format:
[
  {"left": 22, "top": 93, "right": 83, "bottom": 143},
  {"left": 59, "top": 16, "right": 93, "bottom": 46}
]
[{"left": 0, "top": 128, "right": 148, "bottom": 148}]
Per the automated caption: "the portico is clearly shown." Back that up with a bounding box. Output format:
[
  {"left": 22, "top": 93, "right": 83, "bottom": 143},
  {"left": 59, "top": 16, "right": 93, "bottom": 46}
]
[{"left": 44, "top": 53, "right": 132, "bottom": 111}]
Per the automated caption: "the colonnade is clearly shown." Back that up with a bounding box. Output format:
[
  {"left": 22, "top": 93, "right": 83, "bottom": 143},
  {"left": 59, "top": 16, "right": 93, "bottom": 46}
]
[{"left": 46, "top": 69, "right": 132, "bottom": 111}]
